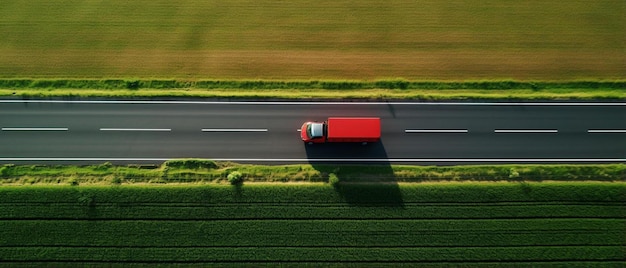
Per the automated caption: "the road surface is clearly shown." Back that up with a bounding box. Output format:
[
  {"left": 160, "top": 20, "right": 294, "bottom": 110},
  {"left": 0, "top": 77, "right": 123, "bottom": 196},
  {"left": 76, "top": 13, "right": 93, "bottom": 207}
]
[{"left": 0, "top": 100, "right": 624, "bottom": 164}]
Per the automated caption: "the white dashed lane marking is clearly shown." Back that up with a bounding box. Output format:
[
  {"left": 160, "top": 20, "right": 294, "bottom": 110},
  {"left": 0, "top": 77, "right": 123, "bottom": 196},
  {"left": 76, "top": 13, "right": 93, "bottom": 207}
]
[
  {"left": 1, "top": 127, "right": 68, "bottom": 131},
  {"left": 588, "top": 129, "right": 626, "bottom": 133},
  {"left": 494, "top": 129, "right": 558, "bottom": 133},
  {"left": 100, "top": 128, "right": 171, "bottom": 132},
  {"left": 201, "top": 129, "right": 268, "bottom": 132},
  {"left": 405, "top": 129, "right": 468, "bottom": 133}
]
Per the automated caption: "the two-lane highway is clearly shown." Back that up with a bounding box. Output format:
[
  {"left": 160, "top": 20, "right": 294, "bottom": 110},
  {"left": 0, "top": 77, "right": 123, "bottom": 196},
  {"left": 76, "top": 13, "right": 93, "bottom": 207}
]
[{"left": 0, "top": 100, "right": 624, "bottom": 164}]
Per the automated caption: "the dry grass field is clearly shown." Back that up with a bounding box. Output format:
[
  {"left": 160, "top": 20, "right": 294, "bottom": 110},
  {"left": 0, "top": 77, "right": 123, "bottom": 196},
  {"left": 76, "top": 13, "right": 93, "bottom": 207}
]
[{"left": 0, "top": 0, "right": 623, "bottom": 80}]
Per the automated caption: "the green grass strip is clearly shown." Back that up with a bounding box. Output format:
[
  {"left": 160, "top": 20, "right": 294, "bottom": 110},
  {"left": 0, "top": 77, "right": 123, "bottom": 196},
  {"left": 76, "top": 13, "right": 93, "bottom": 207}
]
[
  {"left": 0, "top": 79, "right": 624, "bottom": 100},
  {"left": 1, "top": 161, "right": 625, "bottom": 185},
  {"left": 1, "top": 182, "right": 625, "bottom": 203}
]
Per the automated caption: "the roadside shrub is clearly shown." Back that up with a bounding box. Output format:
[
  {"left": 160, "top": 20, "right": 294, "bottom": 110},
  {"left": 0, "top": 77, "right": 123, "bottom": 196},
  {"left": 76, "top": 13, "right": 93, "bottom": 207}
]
[
  {"left": 125, "top": 80, "right": 140, "bottom": 90},
  {"left": 328, "top": 173, "right": 340, "bottom": 186},
  {"left": 0, "top": 166, "right": 8, "bottom": 177},
  {"left": 228, "top": 171, "right": 244, "bottom": 185}
]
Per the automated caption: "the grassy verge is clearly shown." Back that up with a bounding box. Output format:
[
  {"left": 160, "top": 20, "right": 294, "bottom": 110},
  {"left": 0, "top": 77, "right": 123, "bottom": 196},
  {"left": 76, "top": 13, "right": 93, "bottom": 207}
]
[
  {"left": 1, "top": 79, "right": 624, "bottom": 100},
  {"left": 1, "top": 160, "right": 624, "bottom": 185},
  {"left": 0, "top": 182, "right": 624, "bottom": 265}
]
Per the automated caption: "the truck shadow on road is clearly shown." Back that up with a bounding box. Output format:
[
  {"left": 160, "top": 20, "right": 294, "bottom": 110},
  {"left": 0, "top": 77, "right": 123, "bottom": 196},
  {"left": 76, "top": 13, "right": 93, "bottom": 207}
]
[{"left": 304, "top": 141, "right": 404, "bottom": 207}]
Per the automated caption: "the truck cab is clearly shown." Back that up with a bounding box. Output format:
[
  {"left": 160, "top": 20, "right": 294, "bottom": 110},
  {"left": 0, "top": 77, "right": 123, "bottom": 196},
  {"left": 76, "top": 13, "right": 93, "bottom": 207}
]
[{"left": 300, "top": 121, "right": 327, "bottom": 143}]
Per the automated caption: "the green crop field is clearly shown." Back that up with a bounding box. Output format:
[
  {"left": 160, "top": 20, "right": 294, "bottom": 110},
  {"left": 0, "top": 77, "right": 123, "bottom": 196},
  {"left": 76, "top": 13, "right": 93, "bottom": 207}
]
[
  {"left": 0, "top": 0, "right": 623, "bottom": 80},
  {"left": 0, "top": 182, "right": 624, "bottom": 266}
]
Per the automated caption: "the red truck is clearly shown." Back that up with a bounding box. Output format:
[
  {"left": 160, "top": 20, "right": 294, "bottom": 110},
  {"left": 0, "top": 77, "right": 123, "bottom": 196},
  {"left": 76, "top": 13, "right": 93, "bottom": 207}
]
[{"left": 300, "top": 117, "right": 381, "bottom": 144}]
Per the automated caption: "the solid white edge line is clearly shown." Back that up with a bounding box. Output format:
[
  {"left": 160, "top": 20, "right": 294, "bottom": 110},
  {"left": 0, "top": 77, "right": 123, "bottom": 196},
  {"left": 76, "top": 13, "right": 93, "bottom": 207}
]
[
  {"left": 100, "top": 128, "right": 171, "bottom": 132},
  {"left": 0, "top": 100, "right": 624, "bottom": 106},
  {"left": 201, "top": 129, "right": 268, "bottom": 132},
  {"left": 1, "top": 127, "right": 68, "bottom": 131},
  {"left": 588, "top": 130, "right": 626, "bottom": 133},
  {"left": 494, "top": 130, "right": 558, "bottom": 133},
  {"left": 0, "top": 158, "right": 624, "bottom": 163},
  {"left": 405, "top": 129, "right": 468, "bottom": 133}
]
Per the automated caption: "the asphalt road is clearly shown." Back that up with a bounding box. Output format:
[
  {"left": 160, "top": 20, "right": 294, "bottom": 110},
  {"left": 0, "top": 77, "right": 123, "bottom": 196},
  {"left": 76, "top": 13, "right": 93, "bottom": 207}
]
[{"left": 0, "top": 100, "right": 624, "bottom": 164}]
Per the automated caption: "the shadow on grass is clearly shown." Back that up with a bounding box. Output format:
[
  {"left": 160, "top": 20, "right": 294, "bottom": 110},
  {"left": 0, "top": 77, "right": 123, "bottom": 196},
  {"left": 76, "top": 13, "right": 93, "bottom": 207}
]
[
  {"left": 305, "top": 140, "right": 404, "bottom": 207},
  {"left": 78, "top": 193, "right": 99, "bottom": 219}
]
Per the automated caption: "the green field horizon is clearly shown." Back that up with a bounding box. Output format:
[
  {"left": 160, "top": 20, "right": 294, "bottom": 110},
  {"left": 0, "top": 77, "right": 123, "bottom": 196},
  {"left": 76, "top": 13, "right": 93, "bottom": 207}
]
[{"left": 1, "top": 0, "right": 623, "bottom": 80}]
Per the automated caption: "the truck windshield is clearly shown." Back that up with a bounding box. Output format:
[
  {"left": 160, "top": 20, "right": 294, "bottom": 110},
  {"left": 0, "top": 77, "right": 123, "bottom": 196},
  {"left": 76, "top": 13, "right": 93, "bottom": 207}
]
[
  {"left": 306, "top": 124, "right": 314, "bottom": 139},
  {"left": 306, "top": 123, "right": 323, "bottom": 139}
]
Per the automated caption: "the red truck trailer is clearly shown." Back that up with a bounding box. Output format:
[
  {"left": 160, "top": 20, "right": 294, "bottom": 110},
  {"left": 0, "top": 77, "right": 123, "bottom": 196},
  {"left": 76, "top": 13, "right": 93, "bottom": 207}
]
[{"left": 300, "top": 117, "right": 381, "bottom": 144}]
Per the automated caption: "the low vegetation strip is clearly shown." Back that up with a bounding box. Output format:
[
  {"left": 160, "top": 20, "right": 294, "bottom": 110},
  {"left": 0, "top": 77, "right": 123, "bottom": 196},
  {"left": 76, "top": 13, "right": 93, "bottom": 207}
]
[
  {"left": 2, "top": 79, "right": 624, "bottom": 90},
  {"left": 0, "top": 183, "right": 624, "bottom": 265},
  {"left": 1, "top": 79, "right": 624, "bottom": 100},
  {"left": 1, "top": 161, "right": 624, "bottom": 185},
  {"left": 1, "top": 182, "right": 624, "bottom": 204}
]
